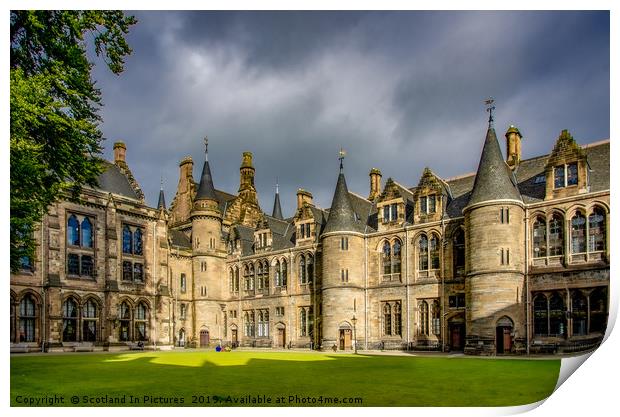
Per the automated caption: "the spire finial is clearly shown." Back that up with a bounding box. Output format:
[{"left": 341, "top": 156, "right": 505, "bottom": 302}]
[
  {"left": 275, "top": 177, "right": 279, "bottom": 194},
  {"left": 485, "top": 97, "right": 496, "bottom": 128},
  {"left": 338, "top": 147, "right": 346, "bottom": 173},
  {"left": 160, "top": 176, "right": 163, "bottom": 190},
  {"left": 204, "top": 135, "right": 209, "bottom": 161}
]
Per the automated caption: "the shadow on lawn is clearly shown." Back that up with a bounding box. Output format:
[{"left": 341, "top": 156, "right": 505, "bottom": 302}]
[{"left": 10, "top": 351, "right": 560, "bottom": 407}]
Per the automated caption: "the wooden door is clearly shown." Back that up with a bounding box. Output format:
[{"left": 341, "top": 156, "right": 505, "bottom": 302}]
[
  {"left": 451, "top": 325, "right": 462, "bottom": 350},
  {"left": 231, "top": 329, "right": 238, "bottom": 346},
  {"left": 503, "top": 328, "right": 512, "bottom": 353},
  {"left": 200, "top": 330, "right": 209, "bottom": 347},
  {"left": 340, "top": 329, "right": 352, "bottom": 350},
  {"left": 277, "top": 328, "right": 285, "bottom": 348}
]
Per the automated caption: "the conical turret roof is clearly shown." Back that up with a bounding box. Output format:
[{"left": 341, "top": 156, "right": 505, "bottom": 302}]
[
  {"left": 157, "top": 188, "right": 166, "bottom": 210},
  {"left": 195, "top": 160, "right": 218, "bottom": 201},
  {"left": 323, "top": 168, "right": 365, "bottom": 234},
  {"left": 272, "top": 188, "right": 283, "bottom": 220},
  {"left": 467, "top": 126, "right": 522, "bottom": 208}
]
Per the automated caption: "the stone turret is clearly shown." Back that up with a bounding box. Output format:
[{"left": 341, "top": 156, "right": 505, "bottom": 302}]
[
  {"left": 505, "top": 125, "right": 523, "bottom": 167},
  {"left": 321, "top": 152, "right": 366, "bottom": 351},
  {"left": 463, "top": 116, "right": 525, "bottom": 355},
  {"left": 368, "top": 168, "right": 382, "bottom": 202},
  {"left": 238, "top": 152, "right": 258, "bottom": 204},
  {"left": 189, "top": 136, "right": 225, "bottom": 346}
]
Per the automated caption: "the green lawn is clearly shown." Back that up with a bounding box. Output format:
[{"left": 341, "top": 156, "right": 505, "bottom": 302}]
[{"left": 11, "top": 350, "right": 560, "bottom": 407}]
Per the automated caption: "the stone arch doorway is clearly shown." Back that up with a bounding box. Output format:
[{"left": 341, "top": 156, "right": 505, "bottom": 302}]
[
  {"left": 230, "top": 324, "right": 238, "bottom": 347},
  {"left": 496, "top": 316, "right": 514, "bottom": 354},
  {"left": 275, "top": 322, "right": 286, "bottom": 348},
  {"left": 200, "top": 329, "right": 210, "bottom": 347},
  {"left": 178, "top": 328, "right": 186, "bottom": 347},
  {"left": 338, "top": 322, "right": 352, "bottom": 350}
]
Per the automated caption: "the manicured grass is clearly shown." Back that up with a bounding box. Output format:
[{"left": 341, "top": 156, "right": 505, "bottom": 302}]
[{"left": 11, "top": 350, "right": 560, "bottom": 407}]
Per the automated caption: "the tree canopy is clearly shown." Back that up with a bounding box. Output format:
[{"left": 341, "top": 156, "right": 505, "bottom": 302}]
[{"left": 10, "top": 11, "right": 137, "bottom": 272}]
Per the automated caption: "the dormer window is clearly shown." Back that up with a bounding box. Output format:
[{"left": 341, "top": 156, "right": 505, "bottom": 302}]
[
  {"left": 554, "top": 162, "right": 578, "bottom": 188},
  {"left": 298, "top": 223, "right": 312, "bottom": 240},
  {"left": 382, "top": 203, "right": 399, "bottom": 223}
]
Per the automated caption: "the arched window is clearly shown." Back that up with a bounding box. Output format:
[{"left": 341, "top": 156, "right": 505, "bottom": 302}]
[
  {"left": 299, "top": 256, "right": 306, "bottom": 284},
  {"left": 83, "top": 299, "right": 98, "bottom": 342},
  {"left": 122, "top": 225, "right": 133, "bottom": 254},
  {"left": 243, "top": 265, "right": 250, "bottom": 291},
  {"left": 263, "top": 261, "right": 269, "bottom": 289},
  {"left": 431, "top": 300, "right": 441, "bottom": 335},
  {"left": 235, "top": 267, "right": 240, "bottom": 291},
  {"left": 383, "top": 303, "right": 392, "bottom": 336},
  {"left": 549, "top": 214, "right": 564, "bottom": 256},
  {"left": 549, "top": 293, "right": 566, "bottom": 336},
  {"left": 257, "top": 263, "right": 263, "bottom": 290},
  {"left": 453, "top": 228, "right": 465, "bottom": 276},
  {"left": 382, "top": 242, "right": 391, "bottom": 275},
  {"left": 133, "top": 229, "right": 143, "bottom": 255},
  {"left": 589, "top": 208, "right": 606, "bottom": 252},
  {"left": 281, "top": 259, "right": 288, "bottom": 287},
  {"left": 306, "top": 255, "right": 314, "bottom": 283},
  {"left": 19, "top": 295, "right": 36, "bottom": 342},
  {"left": 571, "top": 291, "right": 587, "bottom": 336},
  {"left": 533, "top": 294, "right": 548, "bottom": 336},
  {"left": 532, "top": 217, "right": 547, "bottom": 258},
  {"left": 571, "top": 211, "right": 586, "bottom": 254},
  {"left": 394, "top": 302, "right": 402, "bottom": 336},
  {"left": 67, "top": 215, "right": 80, "bottom": 246},
  {"left": 275, "top": 260, "right": 281, "bottom": 286},
  {"left": 119, "top": 302, "right": 131, "bottom": 341},
  {"left": 81, "top": 217, "right": 93, "bottom": 248},
  {"left": 62, "top": 298, "right": 78, "bottom": 342},
  {"left": 430, "top": 235, "right": 440, "bottom": 269},
  {"left": 135, "top": 303, "right": 148, "bottom": 341},
  {"left": 229, "top": 269, "right": 235, "bottom": 293},
  {"left": 419, "top": 235, "right": 429, "bottom": 271},
  {"left": 392, "top": 241, "right": 402, "bottom": 275},
  {"left": 589, "top": 287, "right": 607, "bottom": 333},
  {"left": 249, "top": 264, "right": 255, "bottom": 290},
  {"left": 299, "top": 308, "right": 307, "bottom": 337},
  {"left": 419, "top": 301, "right": 429, "bottom": 336}
]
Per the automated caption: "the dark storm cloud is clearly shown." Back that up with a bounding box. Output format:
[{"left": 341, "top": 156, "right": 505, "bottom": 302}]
[{"left": 92, "top": 11, "right": 609, "bottom": 218}]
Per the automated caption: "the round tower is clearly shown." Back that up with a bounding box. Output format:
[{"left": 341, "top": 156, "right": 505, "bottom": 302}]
[
  {"left": 463, "top": 115, "right": 525, "bottom": 355},
  {"left": 320, "top": 153, "right": 366, "bottom": 351},
  {"left": 189, "top": 136, "right": 226, "bottom": 346}
]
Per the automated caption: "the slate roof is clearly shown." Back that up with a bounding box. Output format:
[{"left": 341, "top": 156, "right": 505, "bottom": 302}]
[
  {"left": 169, "top": 229, "right": 191, "bottom": 249},
  {"left": 95, "top": 162, "right": 139, "bottom": 200},
  {"left": 466, "top": 127, "right": 522, "bottom": 207},
  {"left": 323, "top": 171, "right": 367, "bottom": 234},
  {"left": 157, "top": 188, "right": 166, "bottom": 209}
]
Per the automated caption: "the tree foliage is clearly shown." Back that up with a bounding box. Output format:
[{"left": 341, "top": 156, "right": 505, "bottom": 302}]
[{"left": 10, "top": 11, "right": 137, "bottom": 272}]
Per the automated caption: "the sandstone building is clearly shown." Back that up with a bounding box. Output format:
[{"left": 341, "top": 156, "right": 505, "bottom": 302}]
[{"left": 10, "top": 115, "right": 609, "bottom": 355}]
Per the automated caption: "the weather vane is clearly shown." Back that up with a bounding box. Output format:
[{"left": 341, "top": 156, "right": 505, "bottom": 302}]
[
  {"left": 485, "top": 97, "right": 496, "bottom": 127},
  {"left": 339, "top": 147, "right": 347, "bottom": 172}
]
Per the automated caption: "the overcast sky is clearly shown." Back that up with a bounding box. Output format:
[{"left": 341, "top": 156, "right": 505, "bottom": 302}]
[{"left": 92, "top": 11, "right": 610, "bottom": 217}]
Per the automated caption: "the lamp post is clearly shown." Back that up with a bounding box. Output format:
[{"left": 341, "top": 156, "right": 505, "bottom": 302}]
[{"left": 351, "top": 315, "right": 358, "bottom": 354}]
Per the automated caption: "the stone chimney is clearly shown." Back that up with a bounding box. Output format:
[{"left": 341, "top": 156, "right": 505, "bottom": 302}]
[
  {"left": 505, "top": 125, "right": 523, "bottom": 167},
  {"left": 368, "top": 168, "right": 382, "bottom": 201},
  {"left": 179, "top": 156, "right": 194, "bottom": 186},
  {"left": 296, "top": 189, "right": 313, "bottom": 209},
  {"left": 113, "top": 141, "right": 126, "bottom": 163}
]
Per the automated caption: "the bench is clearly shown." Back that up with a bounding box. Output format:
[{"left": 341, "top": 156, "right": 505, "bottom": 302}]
[
  {"left": 10, "top": 343, "right": 31, "bottom": 353},
  {"left": 127, "top": 342, "right": 145, "bottom": 351},
  {"left": 531, "top": 341, "right": 557, "bottom": 354},
  {"left": 74, "top": 342, "right": 94, "bottom": 352}
]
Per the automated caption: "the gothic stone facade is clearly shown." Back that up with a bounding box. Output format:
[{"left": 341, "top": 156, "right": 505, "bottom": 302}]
[{"left": 10, "top": 125, "right": 609, "bottom": 355}]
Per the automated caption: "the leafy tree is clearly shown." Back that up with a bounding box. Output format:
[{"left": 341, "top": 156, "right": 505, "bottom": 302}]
[{"left": 10, "top": 11, "right": 137, "bottom": 272}]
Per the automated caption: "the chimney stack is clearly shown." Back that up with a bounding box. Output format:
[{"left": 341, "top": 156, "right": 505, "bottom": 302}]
[
  {"left": 505, "top": 125, "right": 523, "bottom": 167},
  {"left": 368, "top": 168, "right": 382, "bottom": 201},
  {"left": 113, "top": 141, "right": 126, "bottom": 163},
  {"left": 296, "top": 189, "right": 313, "bottom": 209}
]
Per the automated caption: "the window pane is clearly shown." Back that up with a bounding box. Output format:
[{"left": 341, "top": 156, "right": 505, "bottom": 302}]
[
  {"left": 134, "top": 229, "right": 143, "bottom": 255},
  {"left": 122, "top": 261, "right": 133, "bottom": 281},
  {"left": 134, "top": 263, "right": 144, "bottom": 282},
  {"left": 533, "top": 294, "right": 548, "bottom": 336},
  {"left": 419, "top": 236, "right": 428, "bottom": 271},
  {"left": 420, "top": 196, "right": 427, "bottom": 214},
  {"left": 391, "top": 203, "right": 398, "bottom": 221},
  {"left": 589, "top": 209, "right": 606, "bottom": 252},
  {"left": 571, "top": 212, "right": 586, "bottom": 253},
  {"left": 428, "top": 195, "right": 436, "bottom": 213},
  {"left": 554, "top": 166, "right": 565, "bottom": 188},
  {"left": 81, "top": 255, "right": 94, "bottom": 277},
  {"left": 567, "top": 163, "right": 578, "bottom": 186},
  {"left": 81, "top": 217, "right": 93, "bottom": 248},
  {"left": 430, "top": 236, "right": 440, "bottom": 269},
  {"left": 68, "top": 254, "right": 80, "bottom": 275},
  {"left": 533, "top": 217, "right": 547, "bottom": 258},
  {"left": 383, "top": 206, "right": 390, "bottom": 223},
  {"left": 122, "top": 226, "right": 133, "bottom": 254},
  {"left": 549, "top": 215, "right": 564, "bottom": 256},
  {"left": 67, "top": 215, "right": 80, "bottom": 246}
]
